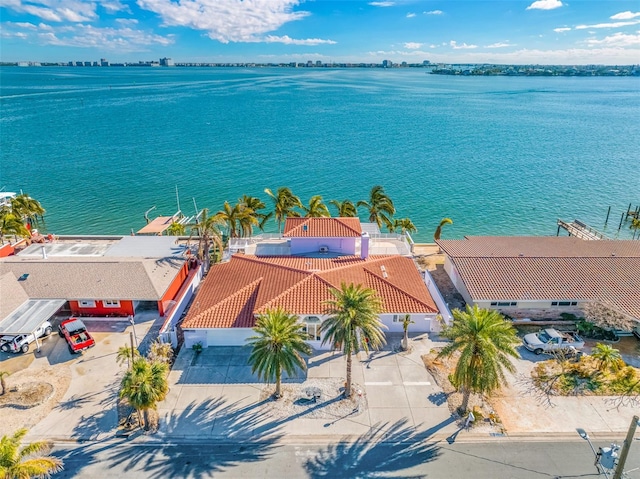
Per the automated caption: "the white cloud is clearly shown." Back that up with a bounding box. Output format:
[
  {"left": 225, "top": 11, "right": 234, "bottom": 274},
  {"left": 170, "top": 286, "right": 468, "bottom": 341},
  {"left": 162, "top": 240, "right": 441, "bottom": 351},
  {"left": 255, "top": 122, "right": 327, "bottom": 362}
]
[
  {"left": 137, "top": 0, "right": 312, "bottom": 44},
  {"left": 486, "top": 42, "right": 513, "bottom": 48},
  {"left": 1, "top": 20, "right": 173, "bottom": 51},
  {"left": 406, "top": 12, "right": 416, "bottom": 18},
  {"left": 263, "top": 35, "right": 336, "bottom": 45},
  {"left": 424, "top": 10, "right": 443, "bottom": 15},
  {"left": 1, "top": 0, "right": 98, "bottom": 22},
  {"left": 100, "top": 0, "right": 131, "bottom": 14},
  {"left": 554, "top": 27, "right": 571, "bottom": 33},
  {"left": 450, "top": 40, "right": 477, "bottom": 49},
  {"left": 404, "top": 42, "right": 422, "bottom": 49},
  {"left": 576, "top": 20, "right": 640, "bottom": 30},
  {"left": 10, "top": 21, "right": 38, "bottom": 29},
  {"left": 610, "top": 11, "right": 640, "bottom": 20},
  {"left": 368, "top": 1, "right": 394, "bottom": 6},
  {"left": 585, "top": 32, "right": 640, "bottom": 47},
  {"left": 526, "top": 0, "right": 563, "bottom": 11},
  {"left": 115, "top": 18, "right": 138, "bottom": 25}
]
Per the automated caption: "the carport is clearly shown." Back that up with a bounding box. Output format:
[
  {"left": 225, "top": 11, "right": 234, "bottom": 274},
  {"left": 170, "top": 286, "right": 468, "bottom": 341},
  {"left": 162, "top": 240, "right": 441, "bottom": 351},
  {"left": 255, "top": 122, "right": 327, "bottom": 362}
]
[{"left": 0, "top": 299, "right": 65, "bottom": 351}]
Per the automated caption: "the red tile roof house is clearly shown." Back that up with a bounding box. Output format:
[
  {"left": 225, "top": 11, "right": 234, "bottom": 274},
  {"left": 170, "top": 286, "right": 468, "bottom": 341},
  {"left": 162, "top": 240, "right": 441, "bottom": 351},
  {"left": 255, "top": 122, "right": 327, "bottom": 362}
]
[
  {"left": 181, "top": 217, "right": 440, "bottom": 348},
  {"left": 0, "top": 236, "right": 197, "bottom": 328},
  {"left": 436, "top": 236, "right": 640, "bottom": 334}
]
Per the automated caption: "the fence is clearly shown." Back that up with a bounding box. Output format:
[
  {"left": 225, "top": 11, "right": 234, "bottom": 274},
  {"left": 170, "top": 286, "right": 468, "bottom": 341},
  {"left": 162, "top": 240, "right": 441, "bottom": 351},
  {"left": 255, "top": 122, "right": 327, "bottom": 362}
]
[{"left": 423, "top": 269, "right": 453, "bottom": 326}]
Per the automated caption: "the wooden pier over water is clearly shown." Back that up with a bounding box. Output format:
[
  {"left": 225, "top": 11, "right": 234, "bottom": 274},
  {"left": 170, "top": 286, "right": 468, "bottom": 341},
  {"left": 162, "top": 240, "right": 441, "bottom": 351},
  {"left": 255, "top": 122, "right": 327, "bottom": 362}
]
[{"left": 557, "top": 219, "right": 609, "bottom": 240}]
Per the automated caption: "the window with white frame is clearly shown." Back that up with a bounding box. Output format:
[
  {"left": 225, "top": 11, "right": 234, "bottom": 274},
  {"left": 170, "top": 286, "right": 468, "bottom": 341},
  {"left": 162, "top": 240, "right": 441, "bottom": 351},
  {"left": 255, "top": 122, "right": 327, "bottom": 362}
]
[
  {"left": 79, "top": 300, "right": 96, "bottom": 308},
  {"left": 302, "top": 316, "right": 322, "bottom": 341},
  {"left": 392, "top": 314, "right": 400, "bottom": 322},
  {"left": 103, "top": 300, "right": 121, "bottom": 308}
]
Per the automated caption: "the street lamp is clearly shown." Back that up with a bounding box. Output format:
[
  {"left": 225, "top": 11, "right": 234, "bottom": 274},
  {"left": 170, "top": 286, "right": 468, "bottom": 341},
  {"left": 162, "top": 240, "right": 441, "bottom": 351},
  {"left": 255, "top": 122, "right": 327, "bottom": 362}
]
[{"left": 576, "top": 428, "right": 618, "bottom": 478}]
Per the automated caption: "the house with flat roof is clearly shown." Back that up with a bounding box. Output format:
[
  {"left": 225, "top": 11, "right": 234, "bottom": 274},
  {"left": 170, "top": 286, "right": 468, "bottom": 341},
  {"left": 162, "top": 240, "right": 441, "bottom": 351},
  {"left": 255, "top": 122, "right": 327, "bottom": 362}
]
[
  {"left": 181, "top": 217, "right": 440, "bottom": 348},
  {"left": 436, "top": 236, "right": 640, "bottom": 327},
  {"left": 0, "top": 235, "right": 196, "bottom": 323}
]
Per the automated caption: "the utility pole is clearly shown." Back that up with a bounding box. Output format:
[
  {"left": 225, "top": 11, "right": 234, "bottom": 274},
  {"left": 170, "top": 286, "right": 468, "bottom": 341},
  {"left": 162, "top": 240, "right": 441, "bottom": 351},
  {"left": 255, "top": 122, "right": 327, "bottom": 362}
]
[
  {"left": 613, "top": 415, "right": 639, "bottom": 479},
  {"left": 129, "top": 331, "right": 136, "bottom": 366}
]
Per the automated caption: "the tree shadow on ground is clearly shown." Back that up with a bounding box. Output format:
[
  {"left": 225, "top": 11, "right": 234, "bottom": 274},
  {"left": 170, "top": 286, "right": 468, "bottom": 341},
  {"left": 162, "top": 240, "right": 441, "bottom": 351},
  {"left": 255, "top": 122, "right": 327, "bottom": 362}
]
[
  {"left": 304, "top": 419, "right": 440, "bottom": 479},
  {"left": 114, "top": 397, "right": 283, "bottom": 478},
  {"left": 69, "top": 380, "right": 120, "bottom": 440}
]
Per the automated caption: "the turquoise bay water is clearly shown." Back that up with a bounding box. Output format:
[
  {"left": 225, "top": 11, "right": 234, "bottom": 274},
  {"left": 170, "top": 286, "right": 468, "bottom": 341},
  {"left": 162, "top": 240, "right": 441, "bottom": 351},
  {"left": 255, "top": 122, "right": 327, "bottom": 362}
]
[{"left": 1, "top": 67, "right": 638, "bottom": 241}]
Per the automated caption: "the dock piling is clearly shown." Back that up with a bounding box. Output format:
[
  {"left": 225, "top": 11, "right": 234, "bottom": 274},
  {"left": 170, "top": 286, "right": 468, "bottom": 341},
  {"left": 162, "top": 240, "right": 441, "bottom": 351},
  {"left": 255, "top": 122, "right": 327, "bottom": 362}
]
[
  {"left": 618, "top": 212, "right": 624, "bottom": 230},
  {"left": 604, "top": 206, "right": 611, "bottom": 226}
]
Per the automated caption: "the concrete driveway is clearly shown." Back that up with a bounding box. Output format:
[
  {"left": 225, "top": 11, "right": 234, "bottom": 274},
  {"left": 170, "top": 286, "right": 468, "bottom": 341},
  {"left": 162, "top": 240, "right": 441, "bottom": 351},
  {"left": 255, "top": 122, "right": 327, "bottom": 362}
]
[{"left": 157, "top": 333, "right": 459, "bottom": 442}]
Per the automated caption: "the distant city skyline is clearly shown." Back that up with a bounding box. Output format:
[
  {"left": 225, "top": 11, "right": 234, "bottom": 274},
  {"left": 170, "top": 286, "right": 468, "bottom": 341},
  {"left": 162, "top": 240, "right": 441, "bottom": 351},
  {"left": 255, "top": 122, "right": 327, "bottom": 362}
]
[{"left": 1, "top": 0, "right": 639, "bottom": 65}]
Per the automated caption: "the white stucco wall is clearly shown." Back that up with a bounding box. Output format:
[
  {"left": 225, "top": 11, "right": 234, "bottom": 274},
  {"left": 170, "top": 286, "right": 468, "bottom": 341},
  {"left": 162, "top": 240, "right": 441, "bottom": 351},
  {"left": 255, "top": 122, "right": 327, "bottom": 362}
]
[
  {"left": 183, "top": 328, "right": 254, "bottom": 348},
  {"left": 443, "top": 257, "right": 473, "bottom": 305},
  {"left": 289, "top": 237, "right": 356, "bottom": 255},
  {"left": 380, "top": 314, "right": 434, "bottom": 333}
]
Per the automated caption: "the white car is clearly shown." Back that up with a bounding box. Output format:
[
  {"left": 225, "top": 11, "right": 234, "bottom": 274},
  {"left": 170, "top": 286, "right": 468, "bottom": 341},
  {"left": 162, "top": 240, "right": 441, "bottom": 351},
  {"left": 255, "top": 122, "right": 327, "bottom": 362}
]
[{"left": 0, "top": 320, "right": 53, "bottom": 354}]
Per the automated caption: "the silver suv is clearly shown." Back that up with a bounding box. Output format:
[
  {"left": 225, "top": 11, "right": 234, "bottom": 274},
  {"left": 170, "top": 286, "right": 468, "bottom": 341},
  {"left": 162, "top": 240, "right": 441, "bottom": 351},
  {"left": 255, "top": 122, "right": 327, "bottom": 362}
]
[{"left": 0, "top": 321, "right": 53, "bottom": 354}]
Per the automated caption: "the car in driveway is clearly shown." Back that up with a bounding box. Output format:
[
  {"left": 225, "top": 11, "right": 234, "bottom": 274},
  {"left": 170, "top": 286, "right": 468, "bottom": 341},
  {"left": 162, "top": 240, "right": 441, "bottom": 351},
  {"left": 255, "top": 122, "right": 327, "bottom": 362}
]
[
  {"left": 0, "top": 320, "right": 53, "bottom": 354},
  {"left": 58, "top": 318, "right": 95, "bottom": 354}
]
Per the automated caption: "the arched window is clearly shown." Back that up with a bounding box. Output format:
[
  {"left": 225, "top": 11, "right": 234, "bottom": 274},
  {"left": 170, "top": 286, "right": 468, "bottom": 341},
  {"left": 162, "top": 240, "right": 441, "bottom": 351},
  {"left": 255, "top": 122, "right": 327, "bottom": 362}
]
[{"left": 302, "top": 316, "right": 322, "bottom": 341}]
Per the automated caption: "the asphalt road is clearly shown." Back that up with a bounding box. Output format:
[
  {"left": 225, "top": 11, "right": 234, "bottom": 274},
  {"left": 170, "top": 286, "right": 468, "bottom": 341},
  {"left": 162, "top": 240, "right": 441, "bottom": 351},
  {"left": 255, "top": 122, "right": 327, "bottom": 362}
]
[{"left": 52, "top": 438, "right": 640, "bottom": 479}]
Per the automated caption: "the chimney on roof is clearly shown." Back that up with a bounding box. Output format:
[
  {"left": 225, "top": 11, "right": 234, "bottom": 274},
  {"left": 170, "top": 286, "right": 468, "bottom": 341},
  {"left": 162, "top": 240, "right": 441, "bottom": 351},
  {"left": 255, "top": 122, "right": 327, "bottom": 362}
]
[
  {"left": 361, "top": 232, "right": 369, "bottom": 259},
  {"left": 41, "top": 245, "right": 48, "bottom": 260}
]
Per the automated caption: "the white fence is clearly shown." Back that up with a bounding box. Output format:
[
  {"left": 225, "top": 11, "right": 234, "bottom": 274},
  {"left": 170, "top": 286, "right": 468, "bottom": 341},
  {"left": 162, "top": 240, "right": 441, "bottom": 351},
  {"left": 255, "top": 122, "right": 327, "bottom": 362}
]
[{"left": 158, "top": 264, "right": 203, "bottom": 347}]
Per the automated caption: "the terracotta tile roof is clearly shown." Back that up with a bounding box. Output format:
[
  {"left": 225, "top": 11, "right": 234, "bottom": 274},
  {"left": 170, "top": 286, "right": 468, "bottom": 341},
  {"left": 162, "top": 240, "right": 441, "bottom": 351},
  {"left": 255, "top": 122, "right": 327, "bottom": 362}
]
[
  {"left": 437, "top": 237, "right": 640, "bottom": 320},
  {"left": 437, "top": 236, "right": 640, "bottom": 258},
  {"left": 283, "top": 217, "right": 362, "bottom": 238},
  {"left": 181, "top": 254, "right": 438, "bottom": 329}
]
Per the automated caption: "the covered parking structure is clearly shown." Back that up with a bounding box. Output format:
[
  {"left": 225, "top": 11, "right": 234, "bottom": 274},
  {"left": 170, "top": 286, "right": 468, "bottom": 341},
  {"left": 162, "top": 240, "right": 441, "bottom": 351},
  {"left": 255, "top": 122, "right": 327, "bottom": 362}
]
[{"left": 0, "top": 299, "right": 65, "bottom": 351}]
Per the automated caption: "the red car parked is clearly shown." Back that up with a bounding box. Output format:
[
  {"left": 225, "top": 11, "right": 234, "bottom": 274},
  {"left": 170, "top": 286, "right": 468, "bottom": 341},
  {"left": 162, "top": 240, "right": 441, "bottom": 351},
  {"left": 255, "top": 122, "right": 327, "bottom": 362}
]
[{"left": 58, "top": 318, "right": 96, "bottom": 354}]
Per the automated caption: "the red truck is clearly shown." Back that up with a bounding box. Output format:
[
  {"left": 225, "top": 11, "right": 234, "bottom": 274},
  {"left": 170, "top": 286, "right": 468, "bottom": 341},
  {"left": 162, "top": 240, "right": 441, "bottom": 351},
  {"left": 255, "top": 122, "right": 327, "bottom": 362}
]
[{"left": 58, "top": 318, "right": 95, "bottom": 354}]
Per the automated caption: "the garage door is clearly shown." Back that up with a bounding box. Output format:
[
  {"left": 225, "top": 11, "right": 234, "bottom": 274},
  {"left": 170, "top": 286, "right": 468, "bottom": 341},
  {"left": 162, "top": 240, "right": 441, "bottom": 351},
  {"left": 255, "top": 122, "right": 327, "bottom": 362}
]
[{"left": 206, "top": 328, "right": 253, "bottom": 346}]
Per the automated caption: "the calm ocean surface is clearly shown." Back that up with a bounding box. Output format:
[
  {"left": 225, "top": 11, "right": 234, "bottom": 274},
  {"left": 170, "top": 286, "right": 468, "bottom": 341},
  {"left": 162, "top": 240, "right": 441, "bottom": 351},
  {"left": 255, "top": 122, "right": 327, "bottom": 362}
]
[{"left": 1, "top": 67, "right": 638, "bottom": 241}]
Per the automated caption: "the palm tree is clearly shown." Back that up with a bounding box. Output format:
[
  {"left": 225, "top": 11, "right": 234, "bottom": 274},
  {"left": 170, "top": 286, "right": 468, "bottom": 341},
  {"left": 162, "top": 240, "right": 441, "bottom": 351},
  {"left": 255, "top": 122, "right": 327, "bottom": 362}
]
[
  {"left": 0, "top": 428, "right": 63, "bottom": 478},
  {"left": 166, "top": 221, "right": 186, "bottom": 236},
  {"left": 0, "top": 371, "right": 9, "bottom": 395},
  {"left": 0, "top": 210, "right": 30, "bottom": 244},
  {"left": 437, "top": 305, "right": 520, "bottom": 413},
  {"left": 393, "top": 218, "right": 417, "bottom": 235},
  {"left": 191, "top": 208, "right": 224, "bottom": 272},
  {"left": 240, "top": 195, "right": 271, "bottom": 232},
  {"left": 119, "top": 357, "right": 169, "bottom": 431},
  {"left": 357, "top": 185, "right": 395, "bottom": 231},
  {"left": 215, "top": 201, "right": 257, "bottom": 238},
  {"left": 321, "top": 283, "right": 386, "bottom": 398},
  {"left": 433, "top": 218, "right": 453, "bottom": 241},
  {"left": 401, "top": 314, "right": 415, "bottom": 351},
  {"left": 302, "top": 195, "right": 330, "bottom": 218},
  {"left": 329, "top": 199, "right": 357, "bottom": 217},
  {"left": 264, "top": 187, "right": 302, "bottom": 234},
  {"left": 247, "top": 308, "right": 312, "bottom": 399},
  {"left": 630, "top": 217, "right": 640, "bottom": 240},
  {"left": 10, "top": 193, "right": 45, "bottom": 226},
  {"left": 116, "top": 345, "right": 141, "bottom": 368},
  {"left": 147, "top": 341, "right": 174, "bottom": 365},
  {"left": 591, "top": 343, "right": 623, "bottom": 372}
]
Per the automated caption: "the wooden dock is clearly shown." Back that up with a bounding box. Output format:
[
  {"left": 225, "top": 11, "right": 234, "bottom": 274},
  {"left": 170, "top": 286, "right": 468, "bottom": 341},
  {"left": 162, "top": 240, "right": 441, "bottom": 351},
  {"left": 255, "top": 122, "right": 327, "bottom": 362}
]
[{"left": 557, "top": 219, "right": 609, "bottom": 240}]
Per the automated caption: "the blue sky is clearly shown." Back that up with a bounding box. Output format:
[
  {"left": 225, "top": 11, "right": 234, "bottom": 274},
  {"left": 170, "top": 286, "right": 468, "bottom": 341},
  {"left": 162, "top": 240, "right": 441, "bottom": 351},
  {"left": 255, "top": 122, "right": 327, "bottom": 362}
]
[{"left": 1, "top": 0, "right": 639, "bottom": 64}]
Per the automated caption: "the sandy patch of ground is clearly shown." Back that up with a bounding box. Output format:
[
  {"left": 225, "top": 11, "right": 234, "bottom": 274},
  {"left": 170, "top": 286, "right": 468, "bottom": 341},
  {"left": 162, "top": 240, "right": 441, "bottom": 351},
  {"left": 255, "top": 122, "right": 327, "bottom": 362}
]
[
  {"left": 258, "top": 378, "right": 364, "bottom": 420},
  {"left": 0, "top": 365, "right": 71, "bottom": 437}
]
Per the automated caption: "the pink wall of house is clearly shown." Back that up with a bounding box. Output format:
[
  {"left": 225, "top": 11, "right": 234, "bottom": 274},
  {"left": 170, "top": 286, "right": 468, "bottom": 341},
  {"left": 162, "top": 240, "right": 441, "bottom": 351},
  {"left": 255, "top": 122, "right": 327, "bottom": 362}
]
[{"left": 289, "top": 237, "right": 356, "bottom": 255}]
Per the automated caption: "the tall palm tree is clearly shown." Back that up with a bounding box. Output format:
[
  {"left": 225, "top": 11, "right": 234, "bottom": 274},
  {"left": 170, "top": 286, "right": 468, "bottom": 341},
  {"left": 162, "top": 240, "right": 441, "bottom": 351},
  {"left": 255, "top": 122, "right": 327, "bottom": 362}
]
[
  {"left": 591, "top": 343, "right": 623, "bottom": 372},
  {"left": 240, "top": 195, "right": 271, "bottom": 232},
  {"left": 0, "top": 210, "right": 30, "bottom": 244},
  {"left": 10, "top": 193, "right": 45, "bottom": 226},
  {"left": 215, "top": 201, "right": 257, "bottom": 238},
  {"left": 302, "top": 195, "right": 330, "bottom": 218},
  {"left": 329, "top": 199, "right": 357, "bottom": 217},
  {"left": 119, "top": 357, "right": 169, "bottom": 431},
  {"left": 116, "top": 345, "right": 141, "bottom": 369},
  {"left": 191, "top": 208, "right": 224, "bottom": 272},
  {"left": 393, "top": 218, "right": 417, "bottom": 235},
  {"left": 434, "top": 218, "right": 453, "bottom": 241},
  {"left": 0, "top": 428, "right": 63, "bottom": 478},
  {"left": 437, "top": 305, "right": 520, "bottom": 413},
  {"left": 321, "top": 283, "right": 386, "bottom": 398},
  {"left": 357, "top": 185, "right": 395, "bottom": 231},
  {"left": 264, "top": 187, "right": 302, "bottom": 234},
  {"left": 247, "top": 308, "right": 312, "bottom": 399}
]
